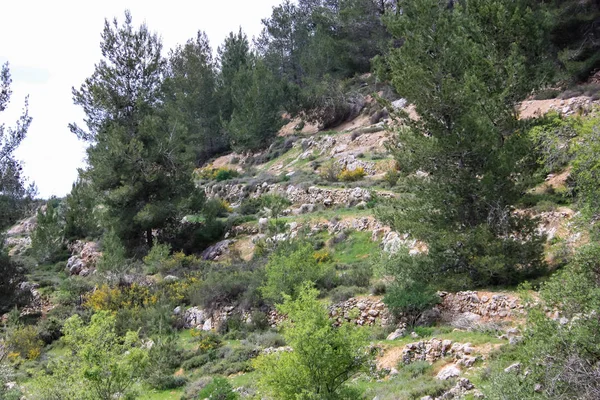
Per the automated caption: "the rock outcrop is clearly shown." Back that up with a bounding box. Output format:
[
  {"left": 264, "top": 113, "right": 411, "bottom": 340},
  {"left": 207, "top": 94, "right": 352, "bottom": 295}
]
[
  {"left": 402, "top": 338, "right": 479, "bottom": 368},
  {"left": 66, "top": 241, "right": 102, "bottom": 276},
  {"left": 206, "top": 182, "right": 393, "bottom": 207},
  {"left": 329, "top": 297, "right": 391, "bottom": 326}
]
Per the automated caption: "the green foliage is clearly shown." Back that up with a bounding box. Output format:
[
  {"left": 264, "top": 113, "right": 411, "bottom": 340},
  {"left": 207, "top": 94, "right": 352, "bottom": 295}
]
[
  {"left": 196, "top": 377, "right": 239, "bottom": 400},
  {"left": 145, "top": 335, "right": 186, "bottom": 390},
  {"left": 6, "top": 324, "right": 44, "bottom": 360},
  {"left": 400, "top": 360, "right": 432, "bottom": 378},
  {"left": 190, "top": 266, "right": 264, "bottom": 310},
  {"left": 164, "top": 31, "right": 225, "bottom": 163},
  {"left": 260, "top": 194, "right": 291, "bottom": 220},
  {"left": 195, "top": 167, "right": 239, "bottom": 182},
  {"left": 32, "top": 311, "right": 149, "bottom": 400},
  {"left": 71, "top": 11, "right": 200, "bottom": 252},
  {"left": 0, "top": 249, "right": 30, "bottom": 314},
  {"left": 30, "top": 198, "right": 68, "bottom": 263},
  {"left": 0, "top": 62, "right": 35, "bottom": 231},
  {"left": 337, "top": 167, "right": 366, "bottom": 182},
  {"left": 64, "top": 179, "right": 101, "bottom": 240},
  {"left": 218, "top": 29, "right": 251, "bottom": 124},
  {"left": 239, "top": 197, "right": 263, "bottom": 216},
  {"left": 96, "top": 229, "right": 129, "bottom": 273},
  {"left": 528, "top": 112, "right": 578, "bottom": 173},
  {"left": 254, "top": 284, "right": 369, "bottom": 400},
  {"left": 261, "top": 242, "right": 332, "bottom": 304},
  {"left": 320, "top": 160, "right": 342, "bottom": 182},
  {"left": 483, "top": 243, "right": 600, "bottom": 399},
  {"left": 329, "top": 285, "right": 363, "bottom": 303},
  {"left": 143, "top": 242, "right": 171, "bottom": 274},
  {"left": 550, "top": 0, "right": 600, "bottom": 83},
  {"left": 0, "top": 362, "right": 22, "bottom": 400},
  {"left": 227, "top": 58, "right": 283, "bottom": 151},
  {"left": 571, "top": 115, "right": 600, "bottom": 226},
  {"left": 376, "top": 0, "right": 552, "bottom": 289},
  {"left": 384, "top": 281, "right": 440, "bottom": 327}
]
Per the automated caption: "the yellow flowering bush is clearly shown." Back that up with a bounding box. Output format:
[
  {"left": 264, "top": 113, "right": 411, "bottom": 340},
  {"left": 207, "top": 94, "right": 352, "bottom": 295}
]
[{"left": 337, "top": 167, "right": 366, "bottom": 182}]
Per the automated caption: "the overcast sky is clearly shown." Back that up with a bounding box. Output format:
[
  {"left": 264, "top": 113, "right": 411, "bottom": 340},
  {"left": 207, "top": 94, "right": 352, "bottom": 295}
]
[{"left": 0, "top": 0, "right": 282, "bottom": 198}]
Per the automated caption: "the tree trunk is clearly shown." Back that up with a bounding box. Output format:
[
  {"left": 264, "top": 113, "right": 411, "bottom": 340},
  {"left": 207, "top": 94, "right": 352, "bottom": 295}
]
[{"left": 146, "top": 228, "right": 153, "bottom": 248}]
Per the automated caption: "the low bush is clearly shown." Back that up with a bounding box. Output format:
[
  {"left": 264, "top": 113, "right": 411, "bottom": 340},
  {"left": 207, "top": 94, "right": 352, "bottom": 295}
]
[
  {"left": 196, "top": 167, "right": 240, "bottom": 181},
  {"left": 338, "top": 167, "right": 366, "bottom": 182},
  {"left": 329, "top": 285, "right": 363, "bottom": 303},
  {"left": 239, "top": 197, "right": 263, "bottom": 216},
  {"left": 6, "top": 325, "right": 44, "bottom": 360},
  {"left": 197, "top": 377, "right": 239, "bottom": 400},
  {"left": 383, "top": 170, "right": 400, "bottom": 187},
  {"left": 245, "top": 331, "right": 286, "bottom": 348},
  {"left": 183, "top": 376, "right": 213, "bottom": 399},
  {"left": 401, "top": 360, "right": 432, "bottom": 377},
  {"left": 338, "top": 262, "right": 373, "bottom": 288},
  {"left": 384, "top": 281, "right": 440, "bottom": 327}
]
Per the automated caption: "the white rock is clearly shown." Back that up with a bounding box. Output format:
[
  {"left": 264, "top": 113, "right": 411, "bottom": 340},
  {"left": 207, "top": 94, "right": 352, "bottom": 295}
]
[
  {"left": 504, "top": 362, "right": 521, "bottom": 374},
  {"left": 436, "top": 364, "right": 461, "bottom": 380}
]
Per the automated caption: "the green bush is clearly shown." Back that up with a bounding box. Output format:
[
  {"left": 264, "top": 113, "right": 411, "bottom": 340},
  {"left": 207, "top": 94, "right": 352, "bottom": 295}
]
[
  {"left": 329, "top": 285, "right": 363, "bottom": 303},
  {"left": 245, "top": 331, "right": 286, "bottom": 348},
  {"left": 146, "top": 335, "right": 185, "bottom": 389},
  {"left": 239, "top": 197, "right": 263, "bottom": 215},
  {"left": 261, "top": 242, "right": 333, "bottom": 304},
  {"left": 384, "top": 281, "right": 440, "bottom": 327},
  {"left": 401, "top": 360, "right": 432, "bottom": 377},
  {"left": 197, "top": 377, "right": 239, "bottom": 400}
]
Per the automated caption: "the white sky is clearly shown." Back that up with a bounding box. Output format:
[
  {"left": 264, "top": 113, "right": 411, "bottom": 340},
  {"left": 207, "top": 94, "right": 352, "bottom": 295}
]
[{"left": 0, "top": 0, "right": 281, "bottom": 198}]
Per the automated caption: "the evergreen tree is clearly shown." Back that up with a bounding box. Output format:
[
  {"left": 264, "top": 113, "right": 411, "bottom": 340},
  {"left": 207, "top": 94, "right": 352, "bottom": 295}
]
[
  {"left": 217, "top": 29, "right": 251, "bottom": 123},
  {"left": 227, "top": 57, "right": 283, "bottom": 152},
  {"left": 377, "top": 0, "right": 552, "bottom": 288},
  {"left": 0, "top": 62, "right": 35, "bottom": 230},
  {"left": 164, "top": 31, "right": 224, "bottom": 163},
  {"left": 70, "top": 11, "right": 201, "bottom": 253}
]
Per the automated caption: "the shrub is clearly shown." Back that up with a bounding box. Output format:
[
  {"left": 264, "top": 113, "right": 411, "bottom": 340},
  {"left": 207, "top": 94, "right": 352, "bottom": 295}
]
[
  {"left": 149, "top": 374, "right": 187, "bottom": 390},
  {"left": 338, "top": 262, "right": 373, "bottom": 288},
  {"left": 319, "top": 160, "right": 342, "bottom": 182},
  {"left": 401, "top": 360, "right": 432, "bottom": 377},
  {"left": 197, "top": 377, "right": 239, "bottom": 400},
  {"left": 142, "top": 242, "right": 171, "bottom": 274},
  {"left": 383, "top": 170, "right": 400, "bottom": 187},
  {"left": 313, "top": 249, "right": 332, "bottom": 263},
  {"left": 245, "top": 331, "right": 286, "bottom": 348},
  {"left": 384, "top": 281, "right": 440, "bottom": 327},
  {"left": 239, "top": 197, "right": 263, "bottom": 215},
  {"left": 253, "top": 284, "right": 369, "bottom": 400},
  {"left": 338, "top": 167, "right": 366, "bottom": 182},
  {"left": 370, "top": 282, "right": 387, "bottom": 295},
  {"left": 261, "top": 242, "right": 333, "bottom": 304},
  {"left": 329, "top": 286, "right": 363, "bottom": 303},
  {"left": 196, "top": 167, "right": 240, "bottom": 182},
  {"left": 183, "top": 376, "right": 213, "bottom": 399},
  {"left": 248, "top": 311, "right": 270, "bottom": 331},
  {"left": 145, "top": 335, "right": 185, "bottom": 389},
  {"left": 6, "top": 325, "right": 43, "bottom": 360}
]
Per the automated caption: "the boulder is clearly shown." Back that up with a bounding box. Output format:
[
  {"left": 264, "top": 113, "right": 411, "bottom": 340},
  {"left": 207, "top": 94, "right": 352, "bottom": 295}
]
[
  {"left": 437, "top": 364, "right": 461, "bottom": 380},
  {"left": 386, "top": 328, "right": 406, "bottom": 341}
]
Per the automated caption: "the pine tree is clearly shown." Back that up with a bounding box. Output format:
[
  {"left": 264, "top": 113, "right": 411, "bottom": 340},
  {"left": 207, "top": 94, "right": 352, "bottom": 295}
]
[
  {"left": 377, "top": 0, "right": 552, "bottom": 288},
  {"left": 70, "top": 11, "right": 200, "bottom": 252},
  {"left": 164, "top": 31, "right": 224, "bottom": 163},
  {"left": 0, "top": 62, "right": 35, "bottom": 230}
]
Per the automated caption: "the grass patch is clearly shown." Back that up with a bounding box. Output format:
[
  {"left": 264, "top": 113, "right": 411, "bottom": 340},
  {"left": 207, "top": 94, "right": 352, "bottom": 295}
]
[{"left": 332, "top": 231, "right": 380, "bottom": 265}]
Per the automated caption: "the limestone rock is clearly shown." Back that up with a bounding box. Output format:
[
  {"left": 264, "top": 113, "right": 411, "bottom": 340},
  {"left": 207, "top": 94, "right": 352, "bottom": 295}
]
[{"left": 437, "top": 364, "right": 461, "bottom": 380}]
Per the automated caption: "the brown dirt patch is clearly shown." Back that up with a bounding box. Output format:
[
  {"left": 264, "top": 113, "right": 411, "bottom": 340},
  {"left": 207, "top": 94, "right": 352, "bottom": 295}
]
[
  {"left": 279, "top": 117, "right": 319, "bottom": 136},
  {"left": 377, "top": 345, "right": 404, "bottom": 370}
]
